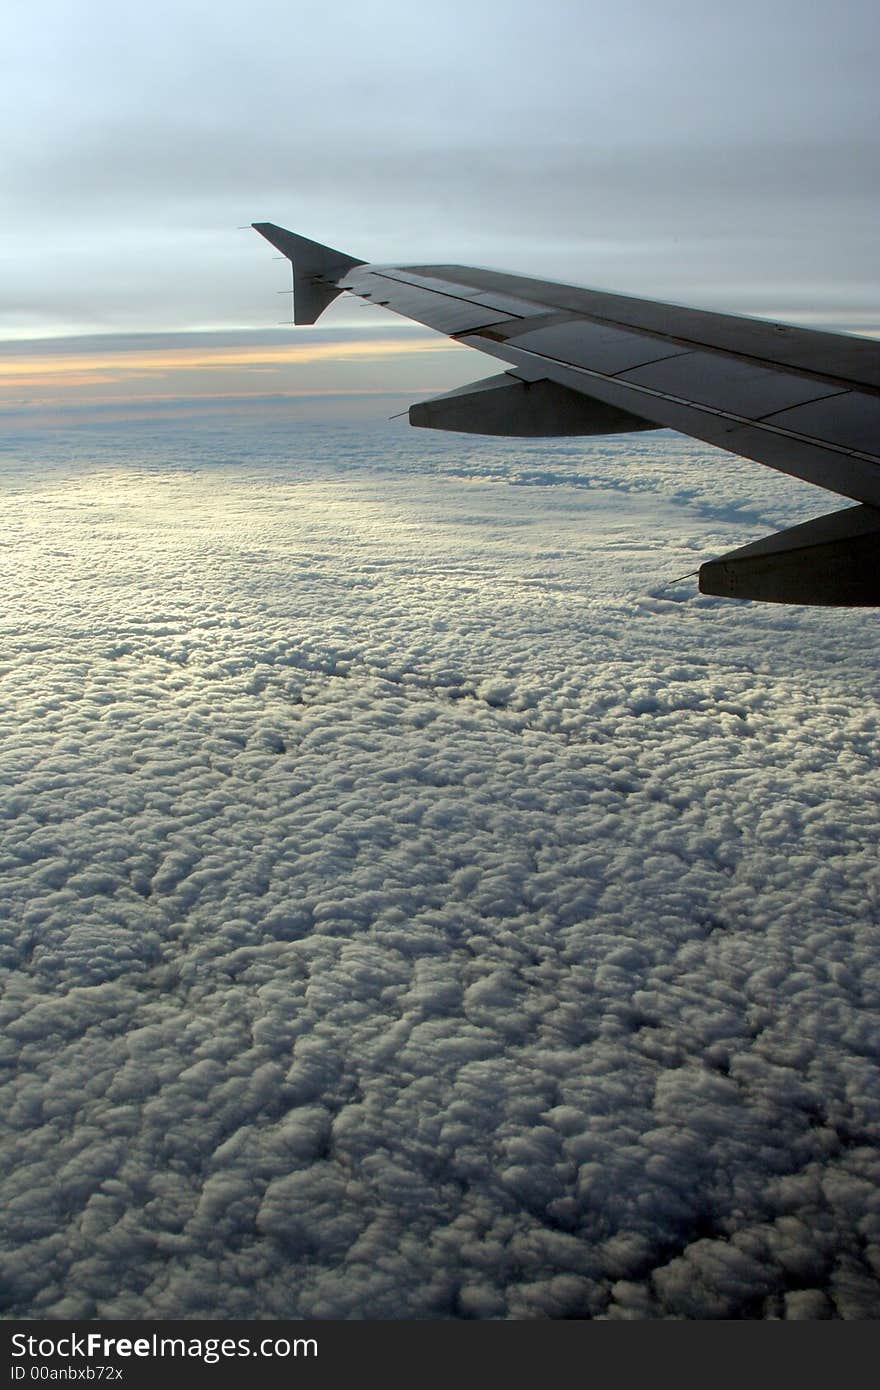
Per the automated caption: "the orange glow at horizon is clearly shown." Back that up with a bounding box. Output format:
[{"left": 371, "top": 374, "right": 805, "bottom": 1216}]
[{"left": 0, "top": 335, "right": 464, "bottom": 392}]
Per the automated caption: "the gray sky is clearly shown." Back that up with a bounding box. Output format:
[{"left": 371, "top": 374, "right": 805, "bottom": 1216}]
[{"left": 3, "top": 0, "right": 879, "bottom": 343}]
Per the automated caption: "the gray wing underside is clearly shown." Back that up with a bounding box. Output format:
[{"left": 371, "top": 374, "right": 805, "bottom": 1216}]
[{"left": 253, "top": 222, "right": 880, "bottom": 605}]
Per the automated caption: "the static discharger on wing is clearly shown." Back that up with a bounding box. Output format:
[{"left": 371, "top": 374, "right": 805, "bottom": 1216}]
[{"left": 252, "top": 221, "right": 880, "bottom": 607}]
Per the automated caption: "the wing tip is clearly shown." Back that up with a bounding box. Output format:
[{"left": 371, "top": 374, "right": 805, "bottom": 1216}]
[{"left": 252, "top": 221, "right": 365, "bottom": 325}]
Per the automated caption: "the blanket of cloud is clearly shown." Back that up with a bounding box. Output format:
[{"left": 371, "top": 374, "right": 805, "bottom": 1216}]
[{"left": 1, "top": 415, "right": 878, "bottom": 1320}]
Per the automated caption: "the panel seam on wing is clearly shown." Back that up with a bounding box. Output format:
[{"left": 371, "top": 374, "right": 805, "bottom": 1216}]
[{"left": 481, "top": 343, "right": 880, "bottom": 467}]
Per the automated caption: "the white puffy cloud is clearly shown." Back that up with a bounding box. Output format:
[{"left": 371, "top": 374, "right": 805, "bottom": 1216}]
[{"left": 0, "top": 419, "right": 878, "bottom": 1319}]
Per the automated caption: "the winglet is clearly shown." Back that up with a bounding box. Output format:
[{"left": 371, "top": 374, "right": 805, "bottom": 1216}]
[{"left": 252, "top": 222, "right": 365, "bottom": 325}]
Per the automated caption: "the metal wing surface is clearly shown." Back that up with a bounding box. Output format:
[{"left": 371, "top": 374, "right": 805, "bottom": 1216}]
[{"left": 253, "top": 222, "right": 880, "bottom": 605}]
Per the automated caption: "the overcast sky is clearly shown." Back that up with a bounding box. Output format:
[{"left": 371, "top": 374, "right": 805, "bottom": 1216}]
[{"left": 2, "top": 0, "right": 878, "bottom": 358}]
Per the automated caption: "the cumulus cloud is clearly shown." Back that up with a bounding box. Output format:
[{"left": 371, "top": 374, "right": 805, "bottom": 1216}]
[{"left": 0, "top": 421, "right": 878, "bottom": 1319}]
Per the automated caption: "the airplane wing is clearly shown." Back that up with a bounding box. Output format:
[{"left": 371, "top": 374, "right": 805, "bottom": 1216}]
[{"left": 253, "top": 222, "right": 880, "bottom": 606}]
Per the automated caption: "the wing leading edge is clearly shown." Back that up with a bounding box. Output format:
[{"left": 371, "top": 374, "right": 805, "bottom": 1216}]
[{"left": 252, "top": 221, "right": 880, "bottom": 606}]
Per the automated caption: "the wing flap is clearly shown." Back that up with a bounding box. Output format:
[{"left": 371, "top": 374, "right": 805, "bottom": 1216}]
[
  {"left": 760, "top": 391, "right": 880, "bottom": 455},
  {"left": 503, "top": 318, "right": 691, "bottom": 375},
  {"left": 616, "top": 353, "right": 845, "bottom": 418}
]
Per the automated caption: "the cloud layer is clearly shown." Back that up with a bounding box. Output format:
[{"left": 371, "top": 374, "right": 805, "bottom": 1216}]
[{"left": 1, "top": 422, "right": 878, "bottom": 1318}]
